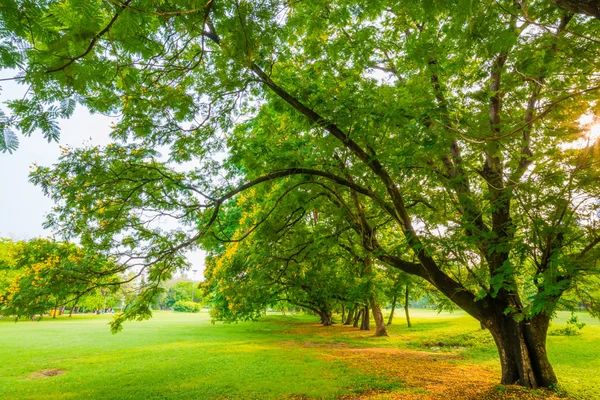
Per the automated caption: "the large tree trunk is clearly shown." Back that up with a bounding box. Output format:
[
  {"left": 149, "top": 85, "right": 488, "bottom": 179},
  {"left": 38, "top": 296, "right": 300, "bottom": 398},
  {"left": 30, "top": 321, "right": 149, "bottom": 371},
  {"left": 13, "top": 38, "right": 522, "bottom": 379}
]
[
  {"left": 353, "top": 309, "right": 362, "bottom": 328},
  {"left": 551, "top": 0, "right": 600, "bottom": 19},
  {"left": 360, "top": 305, "right": 370, "bottom": 330},
  {"left": 344, "top": 307, "right": 355, "bottom": 325},
  {"left": 370, "top": 297, "right": 388, "bottom": 336},
  {"left": 485, "top": 311, "right": 557, "bottom": 388},
  {"left": 319, "top": 311, "right": 333, "bottom": 326},
  {"left": 404, "top": 284, "right": 412, "bottom": 328},
  {"left": 387, "top": 295, "right": 397, "bottom": 325}
]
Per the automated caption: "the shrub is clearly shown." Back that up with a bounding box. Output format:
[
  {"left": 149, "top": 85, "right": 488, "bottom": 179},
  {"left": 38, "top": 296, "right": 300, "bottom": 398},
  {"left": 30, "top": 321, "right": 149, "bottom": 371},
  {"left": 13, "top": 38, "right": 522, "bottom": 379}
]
[
  {"left": 172, "top": 301, "right": 201, "bottom": 313},
  {"left": 549, "top": 312, "right": 586, "bottom": 336}
]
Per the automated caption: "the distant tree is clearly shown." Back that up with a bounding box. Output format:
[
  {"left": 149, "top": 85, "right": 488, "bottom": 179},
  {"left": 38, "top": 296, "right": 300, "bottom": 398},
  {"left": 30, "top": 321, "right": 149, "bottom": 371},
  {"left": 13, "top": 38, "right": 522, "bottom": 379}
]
[
  {"left": 164, "top": 281, "right": 196, "bottom": 308},
  {"left": 0, "top": 238, "right": 118, "bottom": 318},
  {"left": 0, "top": 239, "right": 21, "bottom": 307}
]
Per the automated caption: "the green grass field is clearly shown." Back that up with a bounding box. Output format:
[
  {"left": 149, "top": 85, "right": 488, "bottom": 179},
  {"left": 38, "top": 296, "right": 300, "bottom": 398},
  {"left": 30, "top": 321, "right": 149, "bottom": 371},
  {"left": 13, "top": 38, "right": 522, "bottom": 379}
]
[{"left": 0, "top": 310, "right": 598, "bottom": 399}]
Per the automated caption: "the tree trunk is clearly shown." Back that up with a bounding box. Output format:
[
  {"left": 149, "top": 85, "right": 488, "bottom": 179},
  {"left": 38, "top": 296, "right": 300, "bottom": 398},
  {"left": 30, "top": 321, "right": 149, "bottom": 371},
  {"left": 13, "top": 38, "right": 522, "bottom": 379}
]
[
  {"left": 344, "top": 307, "right": 355, "bottom": 325},
  {"left": 59, "top": 306, "right": 66, "bottom": 315},
  {"left": 319, "top": 311, "right": 333, "bottom": 326},
  {"left": 387, "top": 295, "right": 397, "bottom": 325},
  {"left": 404, "top": 284, "right": 412, "bottom": 328},
  {"left": 360, "top": 305, "right": 370, "bottom": 331},
  {"left": 353, "top": 309, "right": 362, "bottom": 328},
  {"left": 370, "top": 297, "right": 388, "bottom": 336},
  {"left": 341, "top": 304, "right": 345, "bottom": 324},
  {"left": 485, "top": 311, "right": 557, "bottom": 389},
  {"left": 551, "top": 0, "right": 600, "bottom": 19}
]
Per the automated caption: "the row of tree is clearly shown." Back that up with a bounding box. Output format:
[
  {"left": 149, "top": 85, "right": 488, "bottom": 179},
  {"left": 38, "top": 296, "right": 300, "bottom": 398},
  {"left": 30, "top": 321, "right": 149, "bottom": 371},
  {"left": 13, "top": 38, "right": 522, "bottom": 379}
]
[
  {"left": 200, "top": 191, "right": 430, "bottom": 336},
  {"left": 0, "top": 238, "right": 203, "bottom": 317},
  {"left": 1, "top": 238, "right": 421, "bottom": 323}
]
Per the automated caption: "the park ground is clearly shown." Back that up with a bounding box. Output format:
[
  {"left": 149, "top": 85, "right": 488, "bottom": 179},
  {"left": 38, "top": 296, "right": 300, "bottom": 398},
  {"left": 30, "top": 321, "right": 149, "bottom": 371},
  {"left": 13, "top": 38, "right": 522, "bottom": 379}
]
[{"left": 0, "top": 310, "right": 599, "bottom": 400}]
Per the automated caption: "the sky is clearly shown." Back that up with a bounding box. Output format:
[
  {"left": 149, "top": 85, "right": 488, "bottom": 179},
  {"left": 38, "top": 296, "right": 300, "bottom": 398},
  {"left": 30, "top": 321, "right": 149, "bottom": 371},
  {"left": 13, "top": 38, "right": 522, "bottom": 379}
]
[{"left": 0, "top": 75, "right": 205, "bottom": 281}]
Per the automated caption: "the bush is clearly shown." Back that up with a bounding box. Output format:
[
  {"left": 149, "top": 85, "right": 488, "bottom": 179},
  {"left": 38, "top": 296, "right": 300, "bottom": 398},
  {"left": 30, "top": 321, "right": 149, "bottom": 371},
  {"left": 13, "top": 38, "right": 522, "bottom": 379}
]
[
  {"left": 549, "top": 312, "right": 586, "bottom": 336},
  {"left": 172, "top": 301, "right": 201, "bottom": 313}
]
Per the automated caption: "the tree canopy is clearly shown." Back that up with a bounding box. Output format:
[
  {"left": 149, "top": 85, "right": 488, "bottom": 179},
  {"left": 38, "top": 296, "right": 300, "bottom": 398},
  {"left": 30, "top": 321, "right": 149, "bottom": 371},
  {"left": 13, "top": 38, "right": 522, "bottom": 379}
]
[
  {"left": 2, "top": 0, "right": 600, "bottom": 389},
  {"left": 0, "top": 238, "right": 119, "bottom": 317}
]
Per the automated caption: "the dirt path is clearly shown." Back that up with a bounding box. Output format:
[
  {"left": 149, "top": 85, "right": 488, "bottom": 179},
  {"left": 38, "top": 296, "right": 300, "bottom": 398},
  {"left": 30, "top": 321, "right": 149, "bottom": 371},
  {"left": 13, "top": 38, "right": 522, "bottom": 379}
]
[{"left": 323, "top": 347, "right": 564, "bottom": 399}]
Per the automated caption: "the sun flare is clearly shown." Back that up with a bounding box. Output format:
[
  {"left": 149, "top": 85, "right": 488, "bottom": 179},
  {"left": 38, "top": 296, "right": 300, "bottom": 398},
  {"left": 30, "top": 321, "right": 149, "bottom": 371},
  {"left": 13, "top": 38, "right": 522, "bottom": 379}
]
[
  {"left": 561, "top": 114, "right": 600, "bottom": 150},
  {"left": 588, "top": 124, "right": 600, "bottom": 144}
]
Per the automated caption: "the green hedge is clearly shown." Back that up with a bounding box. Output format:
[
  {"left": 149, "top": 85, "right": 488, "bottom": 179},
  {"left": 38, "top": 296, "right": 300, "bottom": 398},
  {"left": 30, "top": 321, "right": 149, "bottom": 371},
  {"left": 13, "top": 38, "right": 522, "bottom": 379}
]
[{"left": 172, "top": 300, "right": 201, "bottom": 313}]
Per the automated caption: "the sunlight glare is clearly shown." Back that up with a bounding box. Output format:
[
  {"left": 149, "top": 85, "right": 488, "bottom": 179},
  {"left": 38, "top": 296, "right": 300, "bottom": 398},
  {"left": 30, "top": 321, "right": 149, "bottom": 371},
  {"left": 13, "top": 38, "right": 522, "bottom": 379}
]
[
  {"left": 561, "top": 114, "right": 600, "bottom": 150},
  {"left": 589, "top": 124, "right": 600, "bottom": 144}
]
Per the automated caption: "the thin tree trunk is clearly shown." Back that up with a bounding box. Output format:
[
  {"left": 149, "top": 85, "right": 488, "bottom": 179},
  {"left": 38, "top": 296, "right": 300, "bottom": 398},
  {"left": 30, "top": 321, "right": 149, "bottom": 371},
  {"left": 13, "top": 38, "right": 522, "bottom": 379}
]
[
  {"left": 353, "top": 309, "right": 362, "bottom": 328},
  {"left": 344, "top": 307, "right": 355, "bottom": 325},
  {"left": 360, "top": 305, "right": 370, "bottom": 331},
  {"left": 404, "top": 284, "right": 412, "bottom": 328},
  {"left": 387, "top": 295, "right": 397, "bottom": 325},
  {"left": 341, "top": 304, "right": 345, "bottom": 324},
  {"left": 370, "top": 297, "right": 388, "bottom": 336}
]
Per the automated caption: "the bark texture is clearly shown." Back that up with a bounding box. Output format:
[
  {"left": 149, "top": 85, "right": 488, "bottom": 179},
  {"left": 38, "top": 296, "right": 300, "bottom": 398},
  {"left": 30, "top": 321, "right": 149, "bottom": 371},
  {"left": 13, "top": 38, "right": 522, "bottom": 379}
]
[
  {"left": 484, "top": 309, "right": 557, "bottom": 388},
  {"left": 404, "top": 285, "right": 412, "bottom": 328},
  {"left": 552, "top": 0, "right": 600, "bottom": 19},
  {"left": 387, "top": 295, "right": 397, "bottom": 325},
  {"left": 371, "top": 298, "right": 388, "bottom": 336},
  {"left": 344, "top": 307, "right": 355, "bottom": 325},
  {"left": 319, "top": 311, "right": 333, "bottom": 326},
  {"left": 353, "top": 309, "right": 362, "bottom": 328},
  {"left": 360, "top": 305, "right": 370, "bottom": 331}
]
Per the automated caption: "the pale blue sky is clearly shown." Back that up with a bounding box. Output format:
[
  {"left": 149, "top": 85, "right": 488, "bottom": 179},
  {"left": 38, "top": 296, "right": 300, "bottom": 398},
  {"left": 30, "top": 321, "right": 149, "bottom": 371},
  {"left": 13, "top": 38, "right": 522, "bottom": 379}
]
[{"left": 0, "top": 76, "right": 205, "bottom": 280}]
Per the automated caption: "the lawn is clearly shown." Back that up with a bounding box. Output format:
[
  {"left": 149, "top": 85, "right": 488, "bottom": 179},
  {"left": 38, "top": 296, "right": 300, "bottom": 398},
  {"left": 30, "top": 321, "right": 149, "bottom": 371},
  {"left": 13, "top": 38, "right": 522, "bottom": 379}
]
[{"left": 0, "top": 310, "right": 598, "bottom": 399}]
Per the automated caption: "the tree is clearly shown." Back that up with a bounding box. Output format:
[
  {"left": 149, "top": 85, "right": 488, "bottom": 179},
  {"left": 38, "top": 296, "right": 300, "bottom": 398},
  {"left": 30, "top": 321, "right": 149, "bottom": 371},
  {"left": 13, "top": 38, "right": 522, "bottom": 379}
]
[
  {"left": 0, "top": 239, "right": 22, "bottom": 307},
  {"left": 384, "top": 271, "right": 422, "bottom": 328},
  {"left": 0, "top": 238, "right": 118, "bottom": 318},
  {"left": 164, "top": 280, "right": 196, "bottom": 308},
  {"left": 550, "top": 0, "right": 600, "bottom": 19},
  {"left": 3, "top": 0, "right": 600, "bottom": 389},
  {"left": 202, "top": 190, "right": 355, "bottom": 326}
]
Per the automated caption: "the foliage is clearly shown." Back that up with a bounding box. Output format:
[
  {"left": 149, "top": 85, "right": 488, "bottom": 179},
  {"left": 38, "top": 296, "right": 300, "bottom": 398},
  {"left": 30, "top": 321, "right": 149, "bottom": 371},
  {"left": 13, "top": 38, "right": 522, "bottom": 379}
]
[
  {"left": 172, "top": 300, "right": 201, "bottom": 313},
  {"left": 163, "top": 280, "right": 197, "bottom": 308},
  {"left": 0, "top": 237, "right": 118, "bottom": 317},
  {"left": 0, "top": 239, "right": 21, "bottom": 303}
]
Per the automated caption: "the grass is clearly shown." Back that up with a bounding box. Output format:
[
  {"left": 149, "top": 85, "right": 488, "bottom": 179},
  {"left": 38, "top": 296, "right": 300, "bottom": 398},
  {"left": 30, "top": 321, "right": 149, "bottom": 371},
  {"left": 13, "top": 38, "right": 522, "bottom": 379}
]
[{"left": 0, "top": 310, "right": 598, "bottom": 399}]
